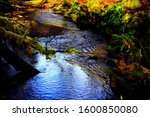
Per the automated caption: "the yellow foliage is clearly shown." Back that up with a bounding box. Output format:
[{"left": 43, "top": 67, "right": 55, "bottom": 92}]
[
  {"left": 122, "top": 0, "right": 141, "bottom": 8},
  {"left": 71, "top": 13, "right": 78, "bottom": 22},
  {"left": 122, "top": 13, "right": 131, "bottom": 23},
  {"left": 86, "top": 0, "right": 100, "bottom": 12}
]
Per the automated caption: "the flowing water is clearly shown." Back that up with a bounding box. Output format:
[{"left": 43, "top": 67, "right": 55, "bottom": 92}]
[{"left": 1, "top": 10, "right": 113, "bottom": 99}]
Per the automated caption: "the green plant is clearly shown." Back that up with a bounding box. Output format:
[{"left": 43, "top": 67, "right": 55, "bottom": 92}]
[{"left": 52, "top": 0, "right": 150, "bottom": 99}]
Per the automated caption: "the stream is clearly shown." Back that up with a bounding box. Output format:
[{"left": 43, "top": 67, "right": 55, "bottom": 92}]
[{"left": 1, "top": 9, "right": 114, "bottom": 99}]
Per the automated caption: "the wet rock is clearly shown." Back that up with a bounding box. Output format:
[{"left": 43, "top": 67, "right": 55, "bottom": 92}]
[{"left": 0, "top": 57, "right": 18, "bottom": 82}]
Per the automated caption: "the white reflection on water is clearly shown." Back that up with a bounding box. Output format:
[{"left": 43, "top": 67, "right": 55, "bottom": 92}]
[{"left": 10, "top": 53, "right": 111, "bottom": 99}]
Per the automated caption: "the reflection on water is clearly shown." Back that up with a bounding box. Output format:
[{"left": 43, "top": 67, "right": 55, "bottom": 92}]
[{"left": 10, "top": 53, "right": 112, "bottom": 100}]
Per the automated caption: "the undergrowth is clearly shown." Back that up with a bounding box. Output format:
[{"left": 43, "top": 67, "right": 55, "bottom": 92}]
[{"left": 53, "top": 0, "right": 150, "bottom": 99}]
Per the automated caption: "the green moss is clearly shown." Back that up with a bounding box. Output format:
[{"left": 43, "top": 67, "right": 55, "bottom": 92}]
[
  {"left": 0, "top": 15, "right": 56, "bottom": 58},
  {"left": 65, "top": 46, "right": 82, "bottom": 54}
]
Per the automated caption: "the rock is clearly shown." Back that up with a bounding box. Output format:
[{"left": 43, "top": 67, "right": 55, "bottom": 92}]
[{"left": 86, "top": 44, "right": 108, "bottom": 59}]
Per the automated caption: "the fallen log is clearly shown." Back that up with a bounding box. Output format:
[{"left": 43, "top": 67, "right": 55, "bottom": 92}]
[
  {"left": 0, "top": 26, "right": 56, "bottom": 58},
  {"left": 0, "top": 15, "right": 26, "bottom": 35},
  {"left": 0, "top": 15, "right": 56, "bottom": 56}
]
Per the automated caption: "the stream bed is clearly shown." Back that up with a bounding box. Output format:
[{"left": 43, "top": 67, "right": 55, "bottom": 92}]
[{"left": 1, "top": 9, "right": 113, "bottom": 99}]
